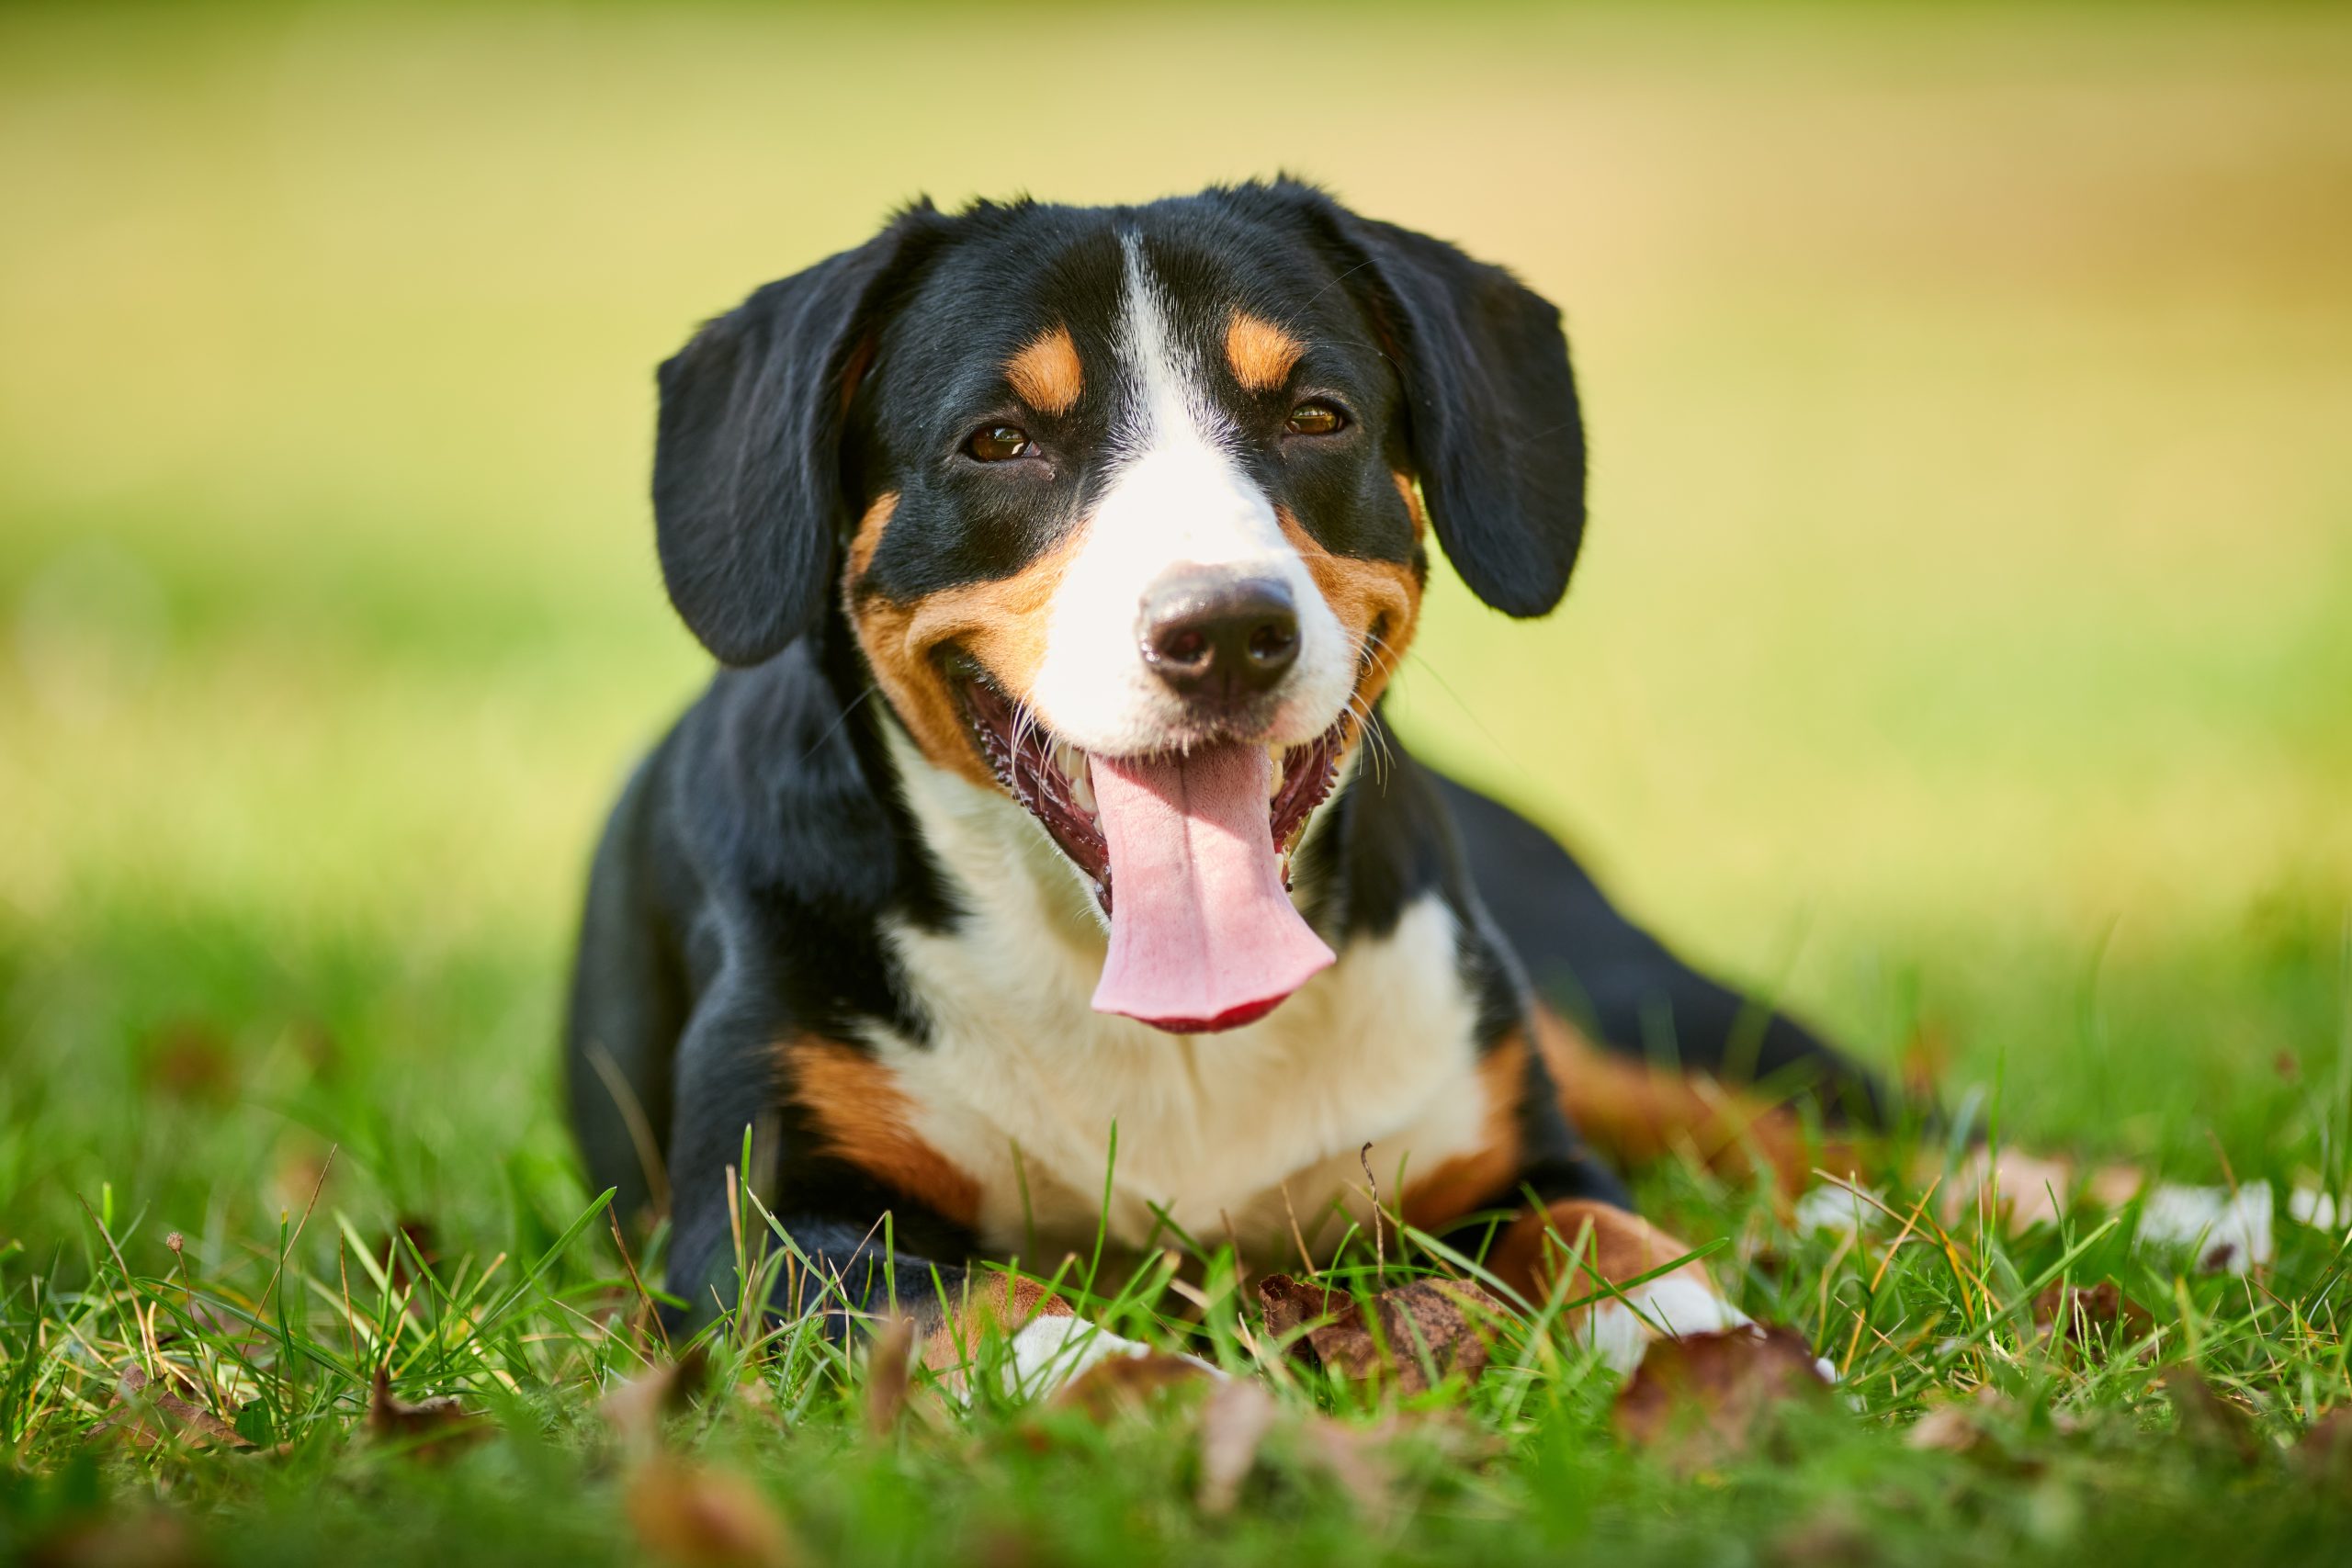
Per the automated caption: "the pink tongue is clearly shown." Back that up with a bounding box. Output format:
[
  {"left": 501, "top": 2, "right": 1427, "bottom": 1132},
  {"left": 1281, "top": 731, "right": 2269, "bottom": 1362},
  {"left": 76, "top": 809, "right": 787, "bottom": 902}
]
[{"left": 1090, "top": 742, "right": 1336, "bottom": 1033}]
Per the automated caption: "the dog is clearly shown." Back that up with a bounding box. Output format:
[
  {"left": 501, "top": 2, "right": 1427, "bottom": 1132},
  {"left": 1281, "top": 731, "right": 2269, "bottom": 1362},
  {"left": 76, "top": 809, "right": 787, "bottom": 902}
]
[{"left": 563, "top": 181, "right": 1900, "bottom": 1391}]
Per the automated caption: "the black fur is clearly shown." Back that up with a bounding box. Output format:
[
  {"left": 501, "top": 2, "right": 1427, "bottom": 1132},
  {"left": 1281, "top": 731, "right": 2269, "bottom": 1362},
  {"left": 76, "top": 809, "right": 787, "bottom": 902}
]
[{"left": 654, "top": 209, "right": 949, "bottom": 666}]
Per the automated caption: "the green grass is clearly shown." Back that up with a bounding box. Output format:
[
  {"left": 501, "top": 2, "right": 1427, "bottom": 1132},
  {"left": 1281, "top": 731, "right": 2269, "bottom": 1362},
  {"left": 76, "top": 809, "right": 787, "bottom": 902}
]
[{"left": 4, "top": 2, "right": 2352, "bottom": 1562}]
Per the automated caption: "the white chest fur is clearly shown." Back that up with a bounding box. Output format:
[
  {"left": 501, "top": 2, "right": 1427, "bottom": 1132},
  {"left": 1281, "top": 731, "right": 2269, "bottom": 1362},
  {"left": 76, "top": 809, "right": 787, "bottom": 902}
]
[{"left": 865, "top": 734, "right": 1496, "bottom": 1260}]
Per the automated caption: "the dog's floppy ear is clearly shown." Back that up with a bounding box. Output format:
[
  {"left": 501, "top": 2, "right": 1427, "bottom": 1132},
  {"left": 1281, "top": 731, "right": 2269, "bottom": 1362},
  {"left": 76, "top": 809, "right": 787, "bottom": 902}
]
[
  {"left": 1297, "top": 194, "right": 1587, "bottom": 617},
  {"left": 653, "top": 211, "right": 940, "bottom": 665}
]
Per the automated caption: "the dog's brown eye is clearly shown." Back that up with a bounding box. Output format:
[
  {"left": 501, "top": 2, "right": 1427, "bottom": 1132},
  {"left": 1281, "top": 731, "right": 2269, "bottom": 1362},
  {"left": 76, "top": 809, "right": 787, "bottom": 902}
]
[
  {"left": 1285, "top": 400, "right": 1346, "bottom": 436},
  {"left": 967, "top": 424, "right": 1037, "bottom": 462}
]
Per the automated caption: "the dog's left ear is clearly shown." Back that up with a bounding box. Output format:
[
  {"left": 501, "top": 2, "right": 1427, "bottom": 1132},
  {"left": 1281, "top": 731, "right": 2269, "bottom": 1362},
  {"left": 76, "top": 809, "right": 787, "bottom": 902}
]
[
  {"left": 1293, "top": 192, "right": 1587, "bottom": 617},
  {"left": 653, "top": 209, "right": 943, "bottom": 665}
]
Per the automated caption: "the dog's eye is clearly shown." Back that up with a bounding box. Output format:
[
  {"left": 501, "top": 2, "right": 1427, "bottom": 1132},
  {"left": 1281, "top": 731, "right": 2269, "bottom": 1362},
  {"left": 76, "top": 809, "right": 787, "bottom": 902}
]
[
  {"left": 967, "top": 424, "right": 1038, "bottom": 462},
  {"left": 1284, "top": 400, "right": 1346, "bottom": 436}
]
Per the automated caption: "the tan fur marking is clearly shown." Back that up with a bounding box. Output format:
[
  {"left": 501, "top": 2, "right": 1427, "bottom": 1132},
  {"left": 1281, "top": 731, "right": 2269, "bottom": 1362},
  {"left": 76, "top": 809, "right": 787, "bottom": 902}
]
[
  {"left": 922, "top": 1272, "right": 1073, "bottom": 1370},
  {"left": 1400, "top": 1034, "right": 1526, "bottom": 1231},
  {"left": 847, "top": 491, "right": 898, "bottom": 581},
  {"left": 845, "top": 500, "right": 1081, "bottom": 788},
  {"left": 1225, "top": 311, "right": 1305, "bottom": 392},
  {"left": 1490, "top": 1198, "right": 1718, "bottom": 1310},
  {"left": 780, "top": 1038, "right": 980, "bottom": 1228},
  {"left": 1532, "top": 1005, "right": 1861, "bottom": 1199},
  {"left": 1390, "top": 469, "right": 1430, "bottom": 538},
  {"left": 1006, "top": 325, "right": 1082, "bottom": 415},
  {"left": 1274, "top": 505, "right": 1422, "bottom": 713}
]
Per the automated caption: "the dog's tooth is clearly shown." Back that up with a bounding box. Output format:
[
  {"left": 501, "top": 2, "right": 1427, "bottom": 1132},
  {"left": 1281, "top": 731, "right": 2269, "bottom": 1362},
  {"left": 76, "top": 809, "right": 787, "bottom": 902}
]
[
  {"left": 1069, "top": 757, "right": 1096, "bottom": 817},
  {"left": 1052, "top": 740, "right": 1086, "bottom": 784},
  {"left": 1268, "top": 743, "right": 1286, "bottom": 798}
]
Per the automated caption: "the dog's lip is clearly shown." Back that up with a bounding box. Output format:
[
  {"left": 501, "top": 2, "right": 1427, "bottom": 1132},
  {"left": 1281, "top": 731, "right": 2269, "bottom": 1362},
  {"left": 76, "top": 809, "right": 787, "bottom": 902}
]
[{"left": 947, "top": 660, "right": 1351, "bottom": 913}]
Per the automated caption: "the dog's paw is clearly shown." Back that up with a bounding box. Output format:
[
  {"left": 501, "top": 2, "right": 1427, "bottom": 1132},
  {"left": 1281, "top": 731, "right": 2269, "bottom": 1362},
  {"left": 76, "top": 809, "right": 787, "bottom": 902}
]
[{"left": 977, "top": 1315, "right": 1220, "bottom": 1404}]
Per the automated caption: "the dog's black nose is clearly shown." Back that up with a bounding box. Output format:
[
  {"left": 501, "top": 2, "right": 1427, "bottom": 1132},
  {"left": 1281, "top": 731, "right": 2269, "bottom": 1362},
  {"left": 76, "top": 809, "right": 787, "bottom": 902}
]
[{"left": 1140, "top": 571, "right": 1299, "bottom": 705}]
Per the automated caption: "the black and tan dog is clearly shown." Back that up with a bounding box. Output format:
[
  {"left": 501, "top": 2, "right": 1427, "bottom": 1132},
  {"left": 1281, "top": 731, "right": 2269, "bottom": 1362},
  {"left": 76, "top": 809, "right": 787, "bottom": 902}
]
[{"left": 564, "top": 181, "right": 1894, "bottom": 1388}]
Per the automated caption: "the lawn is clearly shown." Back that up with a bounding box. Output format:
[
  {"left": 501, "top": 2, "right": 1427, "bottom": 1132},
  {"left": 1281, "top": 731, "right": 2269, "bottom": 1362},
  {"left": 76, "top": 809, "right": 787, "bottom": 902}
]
[{"left": 3, "top": 3, "right": 2350, "bottom": 1562}]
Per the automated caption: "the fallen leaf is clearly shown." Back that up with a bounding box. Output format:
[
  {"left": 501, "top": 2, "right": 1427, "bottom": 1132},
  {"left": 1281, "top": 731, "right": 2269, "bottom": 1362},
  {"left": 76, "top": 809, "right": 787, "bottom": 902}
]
[
  {"left": 2160, "top": 1366, "right": 2261, "bottom": 1465},
  {"left": 1612, "top": 1327, "right": 1834, "bottom": 1471},
  {"left": 2031, "top": 1281, "right": 2154, "bottom": 1346},
  {"left": 91, "top": 1364, "right": 253, "bottom": 1451},
  {"left": 627, "top": 1457, "right": 796, "bottom": 1568},
  {"left": 1257, "top": 1273, "right": 1501, "bottom": 1394},
  {"left": 864, "top": 1315, "right": 915, "bottom": 1438},
  {"left": 602, "top": 1347, "right": 712, "bottom": 1449},
  {"left": 368, "top": 1368, "right": 484, "bottom": 1461},
  {"left": 1940, "top": 1147, "right": 2075, "bottom": 1235},
  {"left": 1052, "top": 1351, "right": 1211, "bottom": 1421},
  {"left": 1195, "top": 1377, "right": 1277, "bottom": 1515}
]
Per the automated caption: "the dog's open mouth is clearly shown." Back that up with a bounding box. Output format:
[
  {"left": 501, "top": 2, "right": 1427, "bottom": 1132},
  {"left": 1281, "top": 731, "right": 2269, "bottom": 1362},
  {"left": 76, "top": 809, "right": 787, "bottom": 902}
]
[
  {"left": 958, "top": 677, "right": 1350, "bottom": 910},
  {"left": 956, "top": 670, "right": 1349, "bottom": 1034}
]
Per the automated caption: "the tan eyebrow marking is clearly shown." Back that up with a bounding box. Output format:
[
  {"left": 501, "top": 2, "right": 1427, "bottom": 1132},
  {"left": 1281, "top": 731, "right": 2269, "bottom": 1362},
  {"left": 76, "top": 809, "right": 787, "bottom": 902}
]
[
  {"left": 1005, "top": 325, "right": 1082, "bottom": 414},
  {"left": 1225, "top": 310, "right": 1305, "bottom": 392},
  {"left": 1391, "top": 469, "right": 1430, "bottom": 538}
]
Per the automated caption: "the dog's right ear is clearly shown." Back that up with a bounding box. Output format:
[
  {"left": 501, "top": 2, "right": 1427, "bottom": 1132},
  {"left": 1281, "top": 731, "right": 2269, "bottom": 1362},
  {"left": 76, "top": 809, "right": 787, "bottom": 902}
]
[{"left": 653, "top": 210, "right": 941, "bottom": 665}]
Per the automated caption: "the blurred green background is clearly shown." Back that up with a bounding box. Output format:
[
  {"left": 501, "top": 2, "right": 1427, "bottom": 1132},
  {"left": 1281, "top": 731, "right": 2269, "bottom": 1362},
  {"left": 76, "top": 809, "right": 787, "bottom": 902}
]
[{"left": 2, "top": 3, "right": 2348, "bottom": 1249}]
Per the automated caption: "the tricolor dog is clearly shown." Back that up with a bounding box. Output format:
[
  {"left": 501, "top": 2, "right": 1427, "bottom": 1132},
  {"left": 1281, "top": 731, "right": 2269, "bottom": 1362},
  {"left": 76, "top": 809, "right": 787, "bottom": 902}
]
[{"left": 564, "top": 182, "right": 1893, "bottom": 1388}]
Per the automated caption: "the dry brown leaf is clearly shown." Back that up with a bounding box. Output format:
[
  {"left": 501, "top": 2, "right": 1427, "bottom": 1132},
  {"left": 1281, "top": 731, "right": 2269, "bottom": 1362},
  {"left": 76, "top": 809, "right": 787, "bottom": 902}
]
[
  {"left": 627, "top": 1457, "right": 796, "bottom": 1568},
  {"left": 1195, "top": 1377, "right": 1277, "bottom": 1515},
  {"left": 91, "top": 1364, "right": 253, "bottom": 1452},
  {"left": 864, "top": 1315, "right": 915, "bottom": 1438},
  {"left": 1612, "top": 1327, "right": 1834, "bottom": 1471},
  {"left": 2031, "top": 1281, "right": 2153, "bottom": 1345},
  {"left": 1939, "top": 1147, "right": 2075, "bottom": 1235},
  {"left": 1257, "top": 1273, "right": 1500, "bottom": 1394},
  {"left": 368, "top": 1368, "right": 484, "bottom": 1461},
  {"left": 602, "top": 1347, "right": 712, "bottom": 1449},
  {"left": 2161, "top": 1366, "right": 2261, "bottom": 1465},
  {"left": 1052, "top": 1351, "right": 1212, "bottom": 1421}
]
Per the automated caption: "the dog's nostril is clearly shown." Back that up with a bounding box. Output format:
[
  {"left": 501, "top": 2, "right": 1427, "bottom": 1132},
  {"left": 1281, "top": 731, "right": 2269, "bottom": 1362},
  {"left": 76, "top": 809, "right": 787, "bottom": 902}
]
[
  {"left": 1155, "top": 625, "right": 1211, "bottom": 671},
  {"left": 1140, "top": 572, "right": 1299, "bottom": 704},
  {"left": 1245, "top": 621, "right": 1297, "bottom": 667}
]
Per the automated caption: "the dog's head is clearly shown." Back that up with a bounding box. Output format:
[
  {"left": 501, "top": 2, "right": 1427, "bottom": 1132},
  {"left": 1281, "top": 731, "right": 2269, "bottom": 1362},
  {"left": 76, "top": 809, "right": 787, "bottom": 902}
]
[{"left": 652, "top": 182, "right": 1585, "bottom": 1033}]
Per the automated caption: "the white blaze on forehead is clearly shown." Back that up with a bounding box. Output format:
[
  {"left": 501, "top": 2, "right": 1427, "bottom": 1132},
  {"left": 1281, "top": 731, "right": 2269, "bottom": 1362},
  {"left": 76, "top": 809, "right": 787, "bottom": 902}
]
[{"left": 1026, "top": 234, "right": 1352, "bottom": 757}]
